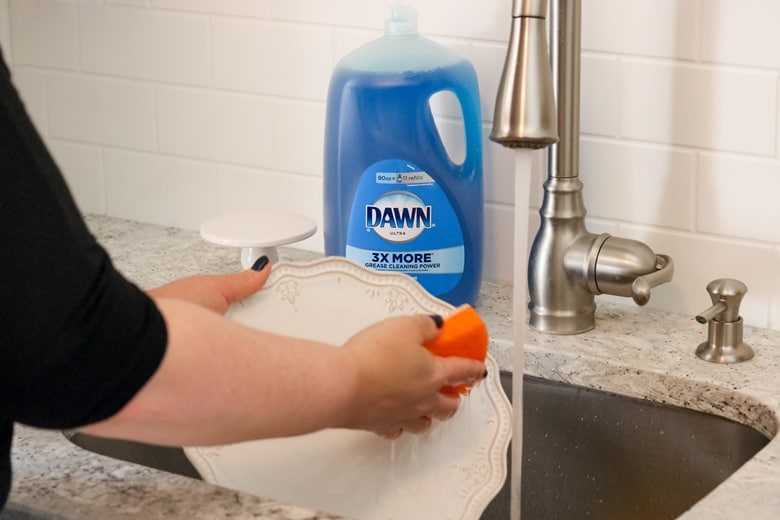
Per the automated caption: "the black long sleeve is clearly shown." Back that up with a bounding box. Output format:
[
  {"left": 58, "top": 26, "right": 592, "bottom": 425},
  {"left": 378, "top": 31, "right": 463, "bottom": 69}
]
[{"left": 0, "top": 52, "right": 167, "bottom": 509}]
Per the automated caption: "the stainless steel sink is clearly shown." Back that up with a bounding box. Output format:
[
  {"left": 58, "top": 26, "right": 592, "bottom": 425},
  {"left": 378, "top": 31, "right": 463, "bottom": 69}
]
[
  {"left": 67, "top": 373, "right": 770, "bottom": 519},
  {"left": 485, "top": 373, "right": 769, "bottom": 520}
]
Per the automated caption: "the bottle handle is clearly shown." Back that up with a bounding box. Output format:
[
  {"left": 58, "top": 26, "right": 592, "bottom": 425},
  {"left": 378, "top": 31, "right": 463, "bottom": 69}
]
[{"left": 448, "top": 77, "right": 482, "bottom": 178}]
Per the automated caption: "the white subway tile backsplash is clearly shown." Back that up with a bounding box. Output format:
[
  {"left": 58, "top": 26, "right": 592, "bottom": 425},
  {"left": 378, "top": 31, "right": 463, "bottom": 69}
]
[
  {"left": 619, "top": 60, "right": 776, "bottom": 156},
  {"left": 156, "top": 85, "right": 273, "bottom": 168},
  {"left": 7, "top": 0, "right": 780, "bottom": 329},
  {"left": 274, "top": 0, "right": 505, "bottom": 46},
  {"left": 10, "top": 66, "right": 47, "bottom": 134},
  {"left": 415, "top": 0, "right": 505, "bottom": 42},
  {"left": 483, "top": 132, "right": 513, "bottom": 206},
  {"left": 153, "top": 0, "right": 271, "bottom": 18},
  {"left": 580, "top": 139, "right": 695, "bottom": 230},
  {"left": 80, "top": 4, "right": 211, "bottom": 85},
  {"left": 581, "top": 55, "right": 619, "bottom": 137},
  {"left": 9, "top": 0, "right": 79, "bottom": 69},
  {"left": 484, "top": 202, "right": 542, "bottom": 285},
  {"left": 484, "top": 203, "right": 518, "bottom": 285},
  {"left": 701, "top": 0, "right": 780, "bottom": 69},
  {"left": 697, "top": 153, "right": 780, "bottom": 243},
  {"left": 271, "top": 99, "right": 324, "bottom": 176},
  {"left": 584, "top": 217, "right": 621, "bottom": 239},
  {"left": 46, "top": 73, "right": 156, "bottom": 151},
  {"left": 0, "top": 0, "right": 11, "bottom": 64},
  {"left": 271, "top": 0, "right": 385, "bottom": 28},
  {"left": 484, "top": 150, "right": 547, "bottom": 284},
  {"left": 212, "top": 18, "right": 333, "bottom": 100},
  {"left": 211, "top": 18, "right": 273, "bottom": 94},
  {"left": 267, "top": 23, "right": 333, "bottom": 101},
  {"left": 107, "top": 0, "right": 151, "bottom": 7},
  {"left": 272, "top": 0, "right": 502, "bottom": 41},
  {"left": 484, "top": 138, "right": 546, "bottom": 209},
  {"left": 104, "top": 149, "right": 218, "bottom": 229},
  {"left": 48, "top": 140, "right": 105, "bottom": 214},
  {"left": 582, "top": 0, "right": 699, "bottom": 60}
]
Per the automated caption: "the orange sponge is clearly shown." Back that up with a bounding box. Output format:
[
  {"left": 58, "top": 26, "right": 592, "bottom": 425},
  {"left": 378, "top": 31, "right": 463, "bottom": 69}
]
[{"left": 423, "top": 304, "right": 489, "bottom": 396}]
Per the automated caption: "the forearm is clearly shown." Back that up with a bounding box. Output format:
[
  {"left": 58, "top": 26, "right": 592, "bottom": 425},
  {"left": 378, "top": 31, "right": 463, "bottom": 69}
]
[
  {"left": 81, "top": 297, "right": 486, "bottom": 446},
  {"left": 81, "top": 298, "right": 358, "bottom": 446}
]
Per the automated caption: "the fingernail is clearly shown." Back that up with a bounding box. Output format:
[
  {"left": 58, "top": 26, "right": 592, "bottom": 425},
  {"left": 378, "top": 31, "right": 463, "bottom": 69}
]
[
  {"left": 483, "top": 369, "right": 489, "bottom": 379},
  {"left": 251, "top": 255, "right": 269, "bottom": 271},
  {"left": 429, "top": 314, "right": 444, "bottom": 329}
]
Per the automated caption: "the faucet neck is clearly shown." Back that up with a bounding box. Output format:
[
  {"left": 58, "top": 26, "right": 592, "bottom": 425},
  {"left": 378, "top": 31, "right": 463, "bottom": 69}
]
[
  {"left": 548, "top": 0, "right": 581, "bottom": 180},
  {"left": 520, "top": 0, "right": 675, "bottom": 334}
]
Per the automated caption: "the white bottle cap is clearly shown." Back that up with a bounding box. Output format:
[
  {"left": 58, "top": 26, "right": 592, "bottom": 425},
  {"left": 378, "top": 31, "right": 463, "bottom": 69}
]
[{"left": 385, "top": 5, "right": 418, "bottom": 37}]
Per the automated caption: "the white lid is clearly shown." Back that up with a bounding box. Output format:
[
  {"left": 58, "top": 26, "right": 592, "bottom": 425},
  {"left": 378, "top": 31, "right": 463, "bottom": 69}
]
[
  {"left": 200, "top": 210, "right": 316, "bottom": 248},
  {"left": 200, "top": 210, "right": 317, "bottom": 268}
]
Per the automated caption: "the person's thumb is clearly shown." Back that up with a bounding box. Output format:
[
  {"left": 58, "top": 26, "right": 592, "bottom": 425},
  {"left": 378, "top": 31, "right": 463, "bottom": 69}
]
[{"left": 221, "top": 255, "right": 272, "bottom": 304}]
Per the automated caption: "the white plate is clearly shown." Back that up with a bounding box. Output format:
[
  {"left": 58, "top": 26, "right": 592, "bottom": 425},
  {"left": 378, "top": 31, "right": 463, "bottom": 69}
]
[{"left": 184, "top": 257, "right": 511, "bottom": 520}]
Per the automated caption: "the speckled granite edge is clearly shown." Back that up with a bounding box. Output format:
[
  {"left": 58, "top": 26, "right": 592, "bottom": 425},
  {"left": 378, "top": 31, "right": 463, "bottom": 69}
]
[
  {"left": 8, "top": 428, "right": 343, "bottom": 520},
  {"left": 9, "top": 215, "right": 780, "bottom": 519}
]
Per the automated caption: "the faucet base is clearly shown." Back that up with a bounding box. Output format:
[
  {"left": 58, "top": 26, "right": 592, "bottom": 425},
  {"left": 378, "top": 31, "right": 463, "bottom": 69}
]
[{"left": 528, "top": 301, "right": 596, "bottom": 335}]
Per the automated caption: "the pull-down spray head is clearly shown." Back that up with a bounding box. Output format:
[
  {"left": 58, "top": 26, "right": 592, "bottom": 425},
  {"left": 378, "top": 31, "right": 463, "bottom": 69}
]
[{"left": 490, "top": 0, "right": 558, "bottom": 149}]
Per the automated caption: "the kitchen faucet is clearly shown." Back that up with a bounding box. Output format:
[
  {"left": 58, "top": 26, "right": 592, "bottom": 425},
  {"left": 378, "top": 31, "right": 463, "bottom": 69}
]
[{"left": 491, "top": 0, "right": 674, "bottom": 334}]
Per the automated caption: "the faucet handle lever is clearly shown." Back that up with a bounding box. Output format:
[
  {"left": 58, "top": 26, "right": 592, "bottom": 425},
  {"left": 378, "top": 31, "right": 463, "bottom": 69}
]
[
  {"left": 589, "top": 237, "right": 674, "bottom": 306},
  {"left": 631, "top": 254, "right": 674, "bottom": 306}
]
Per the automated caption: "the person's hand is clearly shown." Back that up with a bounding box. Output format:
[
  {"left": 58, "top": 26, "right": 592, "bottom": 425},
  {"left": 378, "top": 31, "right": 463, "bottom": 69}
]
[
  {"left": 147, "top": 256, "right": 271, "bottom": 315},
  {"left": 338, "top": 313, "right": 487, "bottom": 439}
]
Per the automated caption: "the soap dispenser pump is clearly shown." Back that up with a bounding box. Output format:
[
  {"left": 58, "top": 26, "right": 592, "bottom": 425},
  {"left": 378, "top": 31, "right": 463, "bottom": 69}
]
[{"left": 695, "top": 278, "right": 754, "bottom": 364}]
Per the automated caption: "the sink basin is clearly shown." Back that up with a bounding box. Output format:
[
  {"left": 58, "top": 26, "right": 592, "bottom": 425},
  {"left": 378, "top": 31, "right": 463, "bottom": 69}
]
[
  {"left": 66, "top": 372, "right": 770, "bottom": 519},
  {"left": 485, "top": 373, "right": 770, "bottom": 520}
]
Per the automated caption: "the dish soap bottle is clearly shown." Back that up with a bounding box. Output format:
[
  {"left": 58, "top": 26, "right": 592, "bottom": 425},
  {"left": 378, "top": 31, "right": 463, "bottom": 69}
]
[{"left": 323, "top": 6, "right": 483, "bottom": 306}]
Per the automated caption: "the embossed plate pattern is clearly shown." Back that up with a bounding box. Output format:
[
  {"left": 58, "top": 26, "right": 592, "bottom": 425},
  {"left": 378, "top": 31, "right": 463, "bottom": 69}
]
[{"left": 184, "top": 257, "right": 511, "bottom": 520}]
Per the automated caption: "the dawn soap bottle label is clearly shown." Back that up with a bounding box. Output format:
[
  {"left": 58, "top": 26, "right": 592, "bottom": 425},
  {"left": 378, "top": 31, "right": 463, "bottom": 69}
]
[{"left": 345, "top": 158, "right": 464, "bottom": 297}]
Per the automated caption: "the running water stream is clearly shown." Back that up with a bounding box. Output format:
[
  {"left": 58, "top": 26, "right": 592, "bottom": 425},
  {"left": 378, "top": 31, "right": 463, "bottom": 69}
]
[{"left": 510, "top": 149, "right": 537, "bottom": 519}]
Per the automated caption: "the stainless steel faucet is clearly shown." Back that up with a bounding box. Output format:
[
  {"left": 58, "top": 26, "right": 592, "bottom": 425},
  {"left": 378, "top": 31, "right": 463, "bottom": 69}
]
[{"left": 491, "top": 0, "right": 674, "bottom": 334}]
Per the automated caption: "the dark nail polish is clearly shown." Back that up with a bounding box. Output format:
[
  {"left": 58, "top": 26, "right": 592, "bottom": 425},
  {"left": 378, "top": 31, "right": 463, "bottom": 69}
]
[
  {"left": 482, "top": 369, "right": 489, "bottom": 379},
  {"left": 251, "top": 255, "right": 269, "bottom": 271},
  {"left": 429, "top": 314, "right": 444, "bottom": 329}
]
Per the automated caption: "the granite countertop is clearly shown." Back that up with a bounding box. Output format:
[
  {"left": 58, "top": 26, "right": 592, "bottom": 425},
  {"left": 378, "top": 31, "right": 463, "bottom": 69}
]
[{"left": 6, "top": 215, "right": 780, "bottom": 519}]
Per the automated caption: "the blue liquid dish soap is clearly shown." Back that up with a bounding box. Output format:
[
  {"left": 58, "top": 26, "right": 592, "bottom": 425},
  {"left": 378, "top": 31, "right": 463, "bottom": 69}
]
[{"left": 323, "top": 6, "right": 483, "bottom": 306}]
